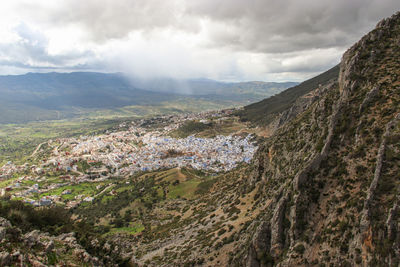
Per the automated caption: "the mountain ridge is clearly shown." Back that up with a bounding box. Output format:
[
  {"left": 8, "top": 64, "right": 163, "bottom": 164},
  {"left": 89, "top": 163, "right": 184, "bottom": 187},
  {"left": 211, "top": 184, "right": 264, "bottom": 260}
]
[
  {"left": 236, "top": 64, "right": 340, "bottom": 126},
  {"left": 239, "top": 11, "right": 400, "bottom": 266},
  {"left": 0, "top": 72, "right": 297, "bottom": 124}
]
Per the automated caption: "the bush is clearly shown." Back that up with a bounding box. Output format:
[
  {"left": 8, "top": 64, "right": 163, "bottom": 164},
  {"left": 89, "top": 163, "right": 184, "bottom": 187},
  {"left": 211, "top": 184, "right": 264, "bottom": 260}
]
[
  {"left": 6, "top": 226, "right": 22, "bottom": 242},
  {"left": 0, "top": 200, "right": 72, "bottom": 235},
  {"left": 217, "top": 228, "right": 226, "bottom": 236},
  {"left": 355, "top": 164, "right": 367, "bottom": 175},
  {"left": 195, "top": 178, "right": 216, "bottom": 195},
  {"left": 294, "top": 244, "right": 305, "bottom": 254},
  {"left": 47, "top": 252, "right": 58, "bottom": 265},
  {"left": 316, "top": 137, "right": 325, "bottom": 152},
  {"left": 259, "top": 251, "right": 274, "bottom": 265}
]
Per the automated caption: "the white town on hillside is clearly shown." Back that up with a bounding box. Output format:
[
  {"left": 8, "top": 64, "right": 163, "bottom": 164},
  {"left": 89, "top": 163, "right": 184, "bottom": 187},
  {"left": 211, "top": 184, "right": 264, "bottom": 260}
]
[{"left": 0, "top": 110, "right": 258, "bottom": 208}]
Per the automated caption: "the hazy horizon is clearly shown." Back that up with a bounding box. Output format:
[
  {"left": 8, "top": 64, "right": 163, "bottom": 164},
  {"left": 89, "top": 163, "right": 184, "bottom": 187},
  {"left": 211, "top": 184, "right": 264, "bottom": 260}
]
[{"left": 0, "top": 70, "right": 304, "bottom": 83}]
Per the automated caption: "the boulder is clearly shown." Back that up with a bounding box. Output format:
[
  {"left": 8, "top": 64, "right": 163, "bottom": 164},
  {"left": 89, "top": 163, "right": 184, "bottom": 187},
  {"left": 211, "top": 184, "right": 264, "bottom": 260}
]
[
  {"left": 0, "top": 252, "right": 11, "bottom": 266},
  {"left": 24, "top": 230, "right": 41, "bottom": 247},
  {"left": 0, "top": 217, "right": 11, "bottom": 228},
  {"left": 0, "top": 227, "right": 6, "bottom": 242},
  {"left": 45, "top": 240, "right": 55, "bottom": 253}
]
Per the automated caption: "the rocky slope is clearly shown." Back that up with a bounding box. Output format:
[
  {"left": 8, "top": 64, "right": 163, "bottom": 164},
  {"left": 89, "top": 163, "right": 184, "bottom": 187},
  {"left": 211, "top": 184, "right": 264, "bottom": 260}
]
[
  {"left": 0, "top": 217, "right": 102, "bottom": 266},
  {"left": 236, "top": 65, "right": 339, "bottom": 127},
  {"left": 92, "top": 11, "right": 399, "bottom": 267},
  {"left": 238, "top": 11, "right": 400, "bottom": 266}
]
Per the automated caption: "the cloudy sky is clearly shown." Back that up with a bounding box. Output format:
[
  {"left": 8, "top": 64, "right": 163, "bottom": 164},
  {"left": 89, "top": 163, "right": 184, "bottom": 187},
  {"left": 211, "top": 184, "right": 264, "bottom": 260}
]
[{"left": 0, "top": 0, "right": 399, "bottom": 82}]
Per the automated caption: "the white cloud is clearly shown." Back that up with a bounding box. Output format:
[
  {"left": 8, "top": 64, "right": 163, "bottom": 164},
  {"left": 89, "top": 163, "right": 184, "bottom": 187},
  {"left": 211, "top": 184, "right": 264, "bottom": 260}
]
[
  {"left": 0, "top": 23, "right": 95, "bottom": 72},
  {"left": 0, "top": 0, "right": 398, "bottom": 80}
]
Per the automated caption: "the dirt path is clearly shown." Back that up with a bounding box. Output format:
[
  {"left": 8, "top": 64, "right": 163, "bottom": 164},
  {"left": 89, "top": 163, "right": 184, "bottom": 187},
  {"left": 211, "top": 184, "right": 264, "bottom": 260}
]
[
  {"left": 30, "top": 142, "right": 46, "bottom": 157},
  {"left": 94, "top": 183, "right": 115, "bottom": 199}
]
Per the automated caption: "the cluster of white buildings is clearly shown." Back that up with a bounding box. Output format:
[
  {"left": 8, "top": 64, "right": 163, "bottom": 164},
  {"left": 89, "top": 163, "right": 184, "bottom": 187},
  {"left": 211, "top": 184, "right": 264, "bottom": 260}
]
[
  {"left": 121, "top": 133, "right": 256, "bottom": 173},
  {"left": 54, "top": 109, "right": 256, "bottom": 176},
  {"left": 0, "top": 109, "right": 257, "bottom": 208},
  {"left": 0, "top": 162, "right": 28, "bottom": 179},
  {"left": 63, "top": 127, "right": 257, "bottom": 175}
]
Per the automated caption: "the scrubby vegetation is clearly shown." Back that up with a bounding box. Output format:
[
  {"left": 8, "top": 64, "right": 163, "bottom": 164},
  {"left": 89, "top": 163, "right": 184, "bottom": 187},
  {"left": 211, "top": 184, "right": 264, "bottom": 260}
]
[
  {"left": 169, "top": 117, "right": 248, "bottom": 138},
  {"left": 0, "top": 199, "right": 130, "bottom": 265},
  {"left": 236, "top": 65, "right": 339, "bottom": 125}
]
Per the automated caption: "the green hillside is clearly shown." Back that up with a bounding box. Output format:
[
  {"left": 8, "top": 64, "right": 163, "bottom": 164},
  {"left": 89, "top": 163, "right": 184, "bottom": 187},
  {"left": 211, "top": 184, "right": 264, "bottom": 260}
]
[{"left": 236, "top": 64, "right": 340, "bottom": 125}]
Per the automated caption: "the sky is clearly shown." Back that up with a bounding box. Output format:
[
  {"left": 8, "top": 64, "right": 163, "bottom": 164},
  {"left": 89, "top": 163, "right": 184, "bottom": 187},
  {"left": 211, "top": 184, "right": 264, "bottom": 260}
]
[{"left": 0, "top": 0, "right": 399, "bottom": 82}]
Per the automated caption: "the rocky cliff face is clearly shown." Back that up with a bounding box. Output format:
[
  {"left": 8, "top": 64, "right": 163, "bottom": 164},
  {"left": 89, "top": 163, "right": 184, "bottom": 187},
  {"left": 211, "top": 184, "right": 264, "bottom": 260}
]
[
  {"left": 237, "top": 11, "right": 400, "bottom": 267},
  {"left": 0, "top": 217, "right": 103, "bottom": 266},
  {"left": 111, "top": 12, "right": 399, "bottom": 266},
  {"left": 114, "top": 12, "right": 399, "bottom": 267}
]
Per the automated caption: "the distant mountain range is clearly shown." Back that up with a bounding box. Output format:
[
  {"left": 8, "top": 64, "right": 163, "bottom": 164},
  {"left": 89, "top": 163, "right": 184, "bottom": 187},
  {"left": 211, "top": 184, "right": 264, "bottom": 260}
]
[
  {"left": 0, "top": 72, "right": 297, "bottom": 123},
  {"left": 127, "top": 76, "right": 297, "bottom": 97}
]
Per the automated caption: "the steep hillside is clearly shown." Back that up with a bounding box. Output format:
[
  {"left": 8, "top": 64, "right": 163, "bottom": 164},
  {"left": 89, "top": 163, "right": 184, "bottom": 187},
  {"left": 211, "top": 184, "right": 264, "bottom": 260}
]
[
  {"left": 235, "top": 11, "right": 400, "bottom": 266},
  {"left": 236, "top": 65, "right": 339, "bottom": 126},
  {"left": 0, "top": 216, "right": 102, "bottom": 266},
  {"left": 93, "top": 12, "right": 399, "bottom": 266}
]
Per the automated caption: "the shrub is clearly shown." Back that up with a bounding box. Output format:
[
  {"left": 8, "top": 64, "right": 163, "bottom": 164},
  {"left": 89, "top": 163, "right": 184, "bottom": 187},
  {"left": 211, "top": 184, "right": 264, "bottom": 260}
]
[
  {"left": 217, "top": 228, "right": 226, "bottom": 236},
  {"left": 294, "top": 244, "right": 305, "bottom": 254},
  {"left": 47, "top": 252, "right": 58, "bottom": 265},
  {"left": 355, "top": 165, "right": 367, "bottom": 175}
]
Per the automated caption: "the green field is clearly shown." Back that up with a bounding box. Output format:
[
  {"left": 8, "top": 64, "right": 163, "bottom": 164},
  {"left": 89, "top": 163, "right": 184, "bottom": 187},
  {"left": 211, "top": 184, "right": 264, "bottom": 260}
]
[
  {"left": 106, "top": 223, "right": 145, "bottom": 236},
  {"left": 0, "top": 118, "right": 123, "bottom": 166},
  {"left": 40, "top": 182, "right": 108, "bottom": 200},
  {"left": 167, "top": 178, "right": 202, "bottom": 199}
]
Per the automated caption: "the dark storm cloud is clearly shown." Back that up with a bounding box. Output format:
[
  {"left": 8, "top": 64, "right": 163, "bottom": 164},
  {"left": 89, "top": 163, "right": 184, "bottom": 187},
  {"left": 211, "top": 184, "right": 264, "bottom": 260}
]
[
  {"left": 186, "top": 0, "right": 400, "bottom": 53},
  {"left": 27, "top": 0, "right": 400, "bottom": 52},
  {"left": 25, "top": 0, "right": 198, "bottom": 42},
  {"left": 5, "top": 0, "right": 400, "bottom": 79}
]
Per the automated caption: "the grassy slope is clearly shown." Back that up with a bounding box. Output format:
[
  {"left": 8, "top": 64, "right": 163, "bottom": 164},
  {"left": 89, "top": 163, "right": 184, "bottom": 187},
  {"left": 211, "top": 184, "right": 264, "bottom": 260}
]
[
  {"left": 236, "top": 64, "right": 340, "bottom": 125},
  {"left": 169, "top": 117, "right": 248, "bottom": 138}
]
